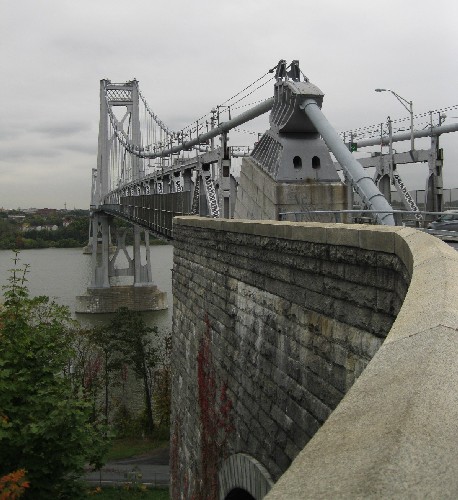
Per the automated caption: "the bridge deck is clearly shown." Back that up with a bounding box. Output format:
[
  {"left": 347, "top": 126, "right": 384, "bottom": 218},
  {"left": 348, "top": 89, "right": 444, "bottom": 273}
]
[{"left": 100, "top": 191, "right": 191, "bottom": 238}]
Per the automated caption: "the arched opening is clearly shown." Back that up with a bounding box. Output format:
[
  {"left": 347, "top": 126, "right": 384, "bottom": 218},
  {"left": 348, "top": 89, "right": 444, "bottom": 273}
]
[
  {"left": 293, "top": 156, "right": 302, "bottom": 168},
  {"left": 219, "top": 453, "right": 274, "bottom": 499},
  {"left": 225, "top": 488, "right": 256, "bottom": 500},
  {"left": 312, "top": 156, "right": 321, "bottom": 169}
]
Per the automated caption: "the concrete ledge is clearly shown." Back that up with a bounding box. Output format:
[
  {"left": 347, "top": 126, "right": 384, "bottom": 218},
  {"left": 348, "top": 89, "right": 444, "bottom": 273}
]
[{"left": 173, "top": 217, "right": 415, "bottom": 254}]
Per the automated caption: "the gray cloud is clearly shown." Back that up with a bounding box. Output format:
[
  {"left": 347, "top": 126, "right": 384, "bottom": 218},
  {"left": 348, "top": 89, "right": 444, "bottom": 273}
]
[
  {"left": 62, "top": 142, "right": 97, "bottom": 155},
  {"left": 31, "top": 122, "right": 91, "bottom": 137},
  {"left": 0, "top": 148, "right": 62, "bottom": 162}
]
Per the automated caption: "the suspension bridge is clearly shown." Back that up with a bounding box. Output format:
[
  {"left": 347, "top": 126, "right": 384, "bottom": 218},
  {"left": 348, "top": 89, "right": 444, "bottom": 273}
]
[{"left": 76, "top": 59, "right": 458, "bottom": 313}]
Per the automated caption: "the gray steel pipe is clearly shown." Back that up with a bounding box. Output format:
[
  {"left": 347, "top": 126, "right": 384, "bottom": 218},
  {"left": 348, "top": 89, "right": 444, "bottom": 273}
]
[
  {"left": 142, "top": 97, "right": 274, "bottom": 159},
  {"left": 301, "top": 98, "right": 395, "bottom": 226},
  {"left": 356, "top": 122, "right": 458, "bottom": 148}
]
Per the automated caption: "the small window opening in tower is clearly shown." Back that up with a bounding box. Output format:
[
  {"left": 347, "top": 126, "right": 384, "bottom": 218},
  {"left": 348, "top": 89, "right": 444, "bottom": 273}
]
[
  {"left": 312, "top": 156, "right": 321, "bottom": 169},
  {"left": 293, "top": 156, "right": 302, "bottom": 168}
]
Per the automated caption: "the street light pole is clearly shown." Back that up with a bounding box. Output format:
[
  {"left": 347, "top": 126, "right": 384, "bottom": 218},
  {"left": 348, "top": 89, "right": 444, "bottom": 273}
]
[{"left": 375, "top": 88, "right": 415, "bottom": 151}]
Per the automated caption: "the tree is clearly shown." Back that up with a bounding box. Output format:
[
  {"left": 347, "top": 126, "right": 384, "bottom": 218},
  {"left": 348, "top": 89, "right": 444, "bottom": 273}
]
[
  {"left": 86, "top": 326, "right": 125, "bottom": 427},
  {"left": 153, "top": 334, "right": 172, "bottom": 428},
  {"left": 0, "top": 255, "right": 108, "bottom": 499},
  {"left": 0, "top": 469, "right": 30, "bottom": 499},
  {"left": 105, "top": 308, "right": 159, "bottom": 436}
]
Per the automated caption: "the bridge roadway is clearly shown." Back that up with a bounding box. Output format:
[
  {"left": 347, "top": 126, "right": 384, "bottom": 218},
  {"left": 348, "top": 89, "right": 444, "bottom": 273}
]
[
  {"left": 99, "top": 190, "right": 191, "bottom": 239},
  {"left": 85, "top": 448, "right": 169, "bottom": 488}
]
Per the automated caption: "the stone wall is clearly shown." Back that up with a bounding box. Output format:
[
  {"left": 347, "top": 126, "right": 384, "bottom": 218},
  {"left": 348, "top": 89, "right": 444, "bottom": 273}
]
[
  {"left": 170, "top": 217, "right": 412, "bottom": 498},
  {"left": 266, "top": 227, "right": 458, "bottom": 499}
]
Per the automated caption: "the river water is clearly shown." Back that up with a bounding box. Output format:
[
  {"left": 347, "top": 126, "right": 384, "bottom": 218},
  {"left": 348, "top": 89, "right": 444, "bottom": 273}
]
[
  {"left": 3, "top": 238, "right": 454, "bottom": 332},
  {"left": 0, "top": 245, "right": 174, "bottom": 331}
]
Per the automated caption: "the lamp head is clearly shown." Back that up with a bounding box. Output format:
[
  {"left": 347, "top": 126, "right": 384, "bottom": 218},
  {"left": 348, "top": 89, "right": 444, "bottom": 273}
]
[{"left": 375, "top": 88, "right": 387, "bottom": 92}]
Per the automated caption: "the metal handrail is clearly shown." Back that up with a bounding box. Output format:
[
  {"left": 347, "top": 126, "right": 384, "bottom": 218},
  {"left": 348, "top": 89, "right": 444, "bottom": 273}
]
[
  {"left": 279, "top": 210, "right": 449, "bottom": 217},
  {"left": 278, "top": 209, "right": 457, "bottom": 229}
]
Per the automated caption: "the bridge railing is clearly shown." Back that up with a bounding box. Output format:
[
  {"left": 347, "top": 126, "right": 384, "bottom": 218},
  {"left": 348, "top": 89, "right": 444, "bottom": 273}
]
[{"left": 279, "top": 209, "right": 439, "bottom": 225}]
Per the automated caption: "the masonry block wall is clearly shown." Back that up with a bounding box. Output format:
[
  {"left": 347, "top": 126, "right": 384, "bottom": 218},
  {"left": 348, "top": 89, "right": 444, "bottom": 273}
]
[
  {"left": 234, "top": 157, "right": 347, "bottom": 221},
  {"left": 170, "top": 218, "right": 410, "bottom": 498}
]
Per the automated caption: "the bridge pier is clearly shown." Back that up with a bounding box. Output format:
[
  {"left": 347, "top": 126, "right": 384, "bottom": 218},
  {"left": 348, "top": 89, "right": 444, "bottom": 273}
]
[{"left": 76, "top": 212, "right": 167, "bottom": 314}]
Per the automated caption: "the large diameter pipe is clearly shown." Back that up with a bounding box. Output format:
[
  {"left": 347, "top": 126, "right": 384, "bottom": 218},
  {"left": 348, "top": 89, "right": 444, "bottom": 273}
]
[
  {"left": 356, "top": 122, "right": 458, "bottom": 148},
  {"left": 142, "top": 97, "right": 274, "bottom": 159},
  {"left": 301, "top": 98, "right": 395, "bottom": 226}
]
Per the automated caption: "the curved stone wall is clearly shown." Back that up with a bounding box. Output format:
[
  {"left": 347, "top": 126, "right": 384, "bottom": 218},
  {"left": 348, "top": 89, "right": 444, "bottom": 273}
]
[
  {"left": 266, "top": 225, "right": 458, "bottom": 498},
  {"left": 171, "top": 218, "right": 458, "bottom": 498}
]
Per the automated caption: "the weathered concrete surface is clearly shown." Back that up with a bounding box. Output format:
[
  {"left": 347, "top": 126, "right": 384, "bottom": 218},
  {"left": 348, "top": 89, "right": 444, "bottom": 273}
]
[
  {"left": 172, "top": 218, "right": 448, "bottom": 498},
  {"left": 234, "top": 157, "right": 347, "bottom": 221},
  {"left": 75, "top": 285, "right": 167, "bottom": 313},
  {"left": 265, "top": 225, "right": 458, "bottom": 499}
]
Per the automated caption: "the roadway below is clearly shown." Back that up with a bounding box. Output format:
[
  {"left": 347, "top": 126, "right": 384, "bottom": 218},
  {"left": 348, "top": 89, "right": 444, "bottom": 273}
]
[{"left": 85, "top": 446, "right": 169, "bottom": 488}]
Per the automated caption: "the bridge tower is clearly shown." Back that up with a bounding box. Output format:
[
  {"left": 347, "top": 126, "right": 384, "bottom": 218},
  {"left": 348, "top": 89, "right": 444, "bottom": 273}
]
[
  {"left": 234, "top": 61, "right": 349, "bottom": 223},
  {"left": 77, "top": 80, "right": 167, "bottom": 314},
  {"left": 234, "top": 60, "right": 394, "bottom": 225}
]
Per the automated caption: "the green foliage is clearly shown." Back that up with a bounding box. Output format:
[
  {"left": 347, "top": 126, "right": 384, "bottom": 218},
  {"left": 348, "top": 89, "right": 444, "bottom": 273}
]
[
  {"left": 70, "top": 309, "right": 170, "bottom": 440},
  {"left": 111, "top": 403, "right": 134, "bottom": 438},
  {"left": 103, "top": 309, "right": 158, "bottom": 436},
  {"left": 105, "top": 435, "right": 169, "bottom": 462},
  {"left": 0, "top": 213, "right": 166, "bottom": 250},
  {"left": 0, "top": 214, "right": 90, "bottom": 250},
  {"left": 0, "top": 254, "right": 109, "bottom": 499},
  {"left": 0, "top": 468, "right": 30, "bottom": 498},
  {"left": 71, "top": 308, "right": 170, "bottom": 439},
  {"left": 152, "top": 335, "right": 171, "bottom": 429},
  {"left": 0, "top": 219, "right": 17, "bottom": 249}
]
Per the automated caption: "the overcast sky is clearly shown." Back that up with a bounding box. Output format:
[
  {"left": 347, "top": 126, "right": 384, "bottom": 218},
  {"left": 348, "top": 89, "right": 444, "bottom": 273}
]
[{"left": 1, "top": 0, "right": 457, "bottom": 209}]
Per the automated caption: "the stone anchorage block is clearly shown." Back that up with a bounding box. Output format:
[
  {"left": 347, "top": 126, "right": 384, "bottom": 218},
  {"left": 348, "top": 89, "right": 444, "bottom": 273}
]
[
  {"left": 262, "top": 175, "right": 278, "bottom": 205},
  {"left": 251, "top": 165, "right": 266, "bottom": 194},
  {"left": 242, "top": 177, "right": 261, "bottom": 205},
  {"left": 240, "top": 157, "right": 255, "bottom": 182},
  {"left": 275, "top": 182, "right": 347, "bottom": 211}
]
